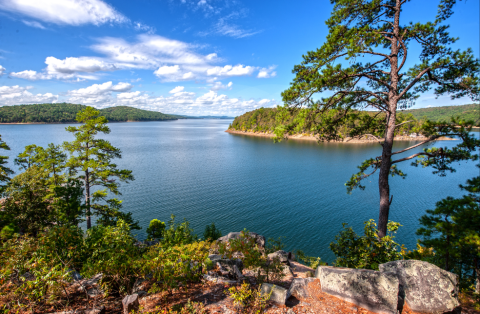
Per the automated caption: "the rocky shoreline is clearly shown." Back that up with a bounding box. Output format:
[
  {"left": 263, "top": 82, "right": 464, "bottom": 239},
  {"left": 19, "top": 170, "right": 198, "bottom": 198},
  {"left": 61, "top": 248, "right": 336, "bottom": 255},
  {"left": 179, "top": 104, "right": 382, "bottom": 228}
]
[{"left": 225, "top": 129, "right": 457, "bottom": 143}]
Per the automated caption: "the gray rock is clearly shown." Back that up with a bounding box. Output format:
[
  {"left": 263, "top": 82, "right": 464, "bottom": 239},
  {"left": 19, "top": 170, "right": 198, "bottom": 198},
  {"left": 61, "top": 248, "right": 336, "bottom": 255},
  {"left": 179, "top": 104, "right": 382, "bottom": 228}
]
[
  {"left": 21, "top": 271, "right": 35, "bottom": 281},
  {"left": 122, "top": 294, "right": 139, "bottom": 314},
  {"left": 379, "top": 260, "right": 460, "bottom": 313},
  {"left": 315, "top": 266, "right": 399, "bottom": 314},
  {"left": 260, "top": 283, "right": 289, "bottom": 305},
  {"left": 282, "top": 265, "right": 294, "bottom": 276},
  {"left": 288, "top": 278, "right": 317, "bottom": 299},
  {"left": 216, "top": 258, "right": 244, "bottom": 279},
  {"left": 86, "top": 287, "right": 103, "bottom": 298},
  {"left": 132, "top": 278, "right": 147, "bottom": 294},
  {"left": 208, "top": 254, "right": 223, "bottom": 262},
  {"left": 268, "top": 250, "right": 289, "bottom": 264},
  {"left": 217, "top": 232, "right": 266, "bottom": 249},
  {"left": 84, "top": 306, "right": 105, "bottom": 314},
  {"left": 203, "top": 274, "right": 237, "bottom": 285},
  {"left": 81, "top": 273, "right": 103, "bottom": 288},
  {"left": 233, "top": 264, "right": 244, "bottom": 280}
]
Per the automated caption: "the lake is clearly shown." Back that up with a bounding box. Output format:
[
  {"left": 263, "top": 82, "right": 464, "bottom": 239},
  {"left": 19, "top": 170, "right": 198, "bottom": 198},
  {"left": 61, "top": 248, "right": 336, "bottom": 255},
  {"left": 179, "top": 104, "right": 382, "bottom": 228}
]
[{"left": 1, "top": 119, "right": 478, "bottom": 262}]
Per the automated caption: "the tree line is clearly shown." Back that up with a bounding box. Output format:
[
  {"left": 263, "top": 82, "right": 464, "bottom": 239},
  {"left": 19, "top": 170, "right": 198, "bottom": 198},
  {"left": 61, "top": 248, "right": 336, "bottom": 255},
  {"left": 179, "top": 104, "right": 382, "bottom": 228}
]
[{"left": 0, "top": 103, "right": 178, "bottom": 123}]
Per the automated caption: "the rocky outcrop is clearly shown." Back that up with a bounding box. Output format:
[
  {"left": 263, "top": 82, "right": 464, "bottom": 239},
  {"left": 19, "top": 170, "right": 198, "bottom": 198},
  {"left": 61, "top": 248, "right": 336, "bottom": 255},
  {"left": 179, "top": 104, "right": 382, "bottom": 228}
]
[
  {"left": 315, "top": 266, "right": 399, "bottom": 314},
  {"left": 217, "top": 232, "right": 266, "bottom": 249},
  {"left": 267, "top": 250, "right": 289, "bottom": 264},
  {"left": 260, "top": 283, "right": 289, "bottom": 305},
  {"left": 379, "top": 260, "right": 460, "bottom": 313},
  {"left": 122, "top": 294, "right": 139, "bottom": 314},
  {"left": 288, "top": 277, "right": 317, "bottom": 299}
]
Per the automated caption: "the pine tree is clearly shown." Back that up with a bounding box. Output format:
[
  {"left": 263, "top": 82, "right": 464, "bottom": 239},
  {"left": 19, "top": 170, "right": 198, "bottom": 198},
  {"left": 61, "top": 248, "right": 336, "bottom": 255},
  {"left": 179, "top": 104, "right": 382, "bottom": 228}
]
[
  {"left": 277, "top": 0, "right": 479, "bottom": 237},
  {"left": 0, "top": 135, "right": 13, "bottom": 193},
  {"left": 64, "top": 107, "right": 135, "bottom": 229}
]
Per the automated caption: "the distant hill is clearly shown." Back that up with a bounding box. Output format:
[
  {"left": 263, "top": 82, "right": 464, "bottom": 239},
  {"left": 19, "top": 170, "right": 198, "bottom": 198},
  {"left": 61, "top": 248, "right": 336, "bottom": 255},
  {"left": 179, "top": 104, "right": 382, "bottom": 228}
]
[
  {"left": 402, "top": 104, "right": 479, "bottom": 124},
  {"left": 0, "top": 103, "right": 178, "bottom": 123}
]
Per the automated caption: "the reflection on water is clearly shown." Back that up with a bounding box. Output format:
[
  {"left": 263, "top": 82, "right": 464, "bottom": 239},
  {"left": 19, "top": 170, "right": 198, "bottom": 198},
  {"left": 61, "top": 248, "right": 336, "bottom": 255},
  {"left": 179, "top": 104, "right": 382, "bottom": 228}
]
[{"left": 1, "top": 120, "right": 478, "bottom": 262}]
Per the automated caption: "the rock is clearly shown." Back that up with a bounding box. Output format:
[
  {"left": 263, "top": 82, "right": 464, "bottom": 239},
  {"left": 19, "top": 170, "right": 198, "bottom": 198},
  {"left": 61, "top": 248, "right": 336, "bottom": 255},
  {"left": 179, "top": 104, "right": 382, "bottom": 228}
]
[
  {"left": 86, "top": 287, "right": 103, "bottom": 298},
  {"left": 21, "top": 271, "right": 35, "bottom": 281},
  {"left": 282, "top": 265, "right": 294, "bottom": 276},
  {"left": 203, "top": 274, "right": 237, "bottom": 285},
  {"left": 268, "top": 250, "right": 289, "bottom": 264},
  {"left": 84, "top": 306, "right": 105, "bottom": 314},
  {"left": 260, "top": 283, "right": 289, "bottom": 305},
  {"left": 288, "top": 278, "right": 317, "bottom": 299},
  {"left": 216, "top": 259, "right": 244, "bottom": 279},
  {"left": 379, "top": 260, "right": 460, "bottom": 313},
  {"left": 132, "top": 278, "right": 147, "bottom": 294},
  {"left": 217, "top": 232, "right": 266, "bottom": 249},
  {"left": 315, "top": 266, "right": 399, "bottom": 314},
  {"left": 233, "top": 264, "right": 244, "bottom": 280},
  {"left": 81, "top": 273, "right": 103, "bottom": 288},
  {"left": 287, "top": 251, "right": 296, "bottom": 261},
  {"left": 137, "top": 290, "right": 147, "bottom": 297},
  {"left": 122, "top": 294, "right": 139, "bottom": 314},
  {"left": 208, "top": 254, "right": 223, "bottom": 262}
]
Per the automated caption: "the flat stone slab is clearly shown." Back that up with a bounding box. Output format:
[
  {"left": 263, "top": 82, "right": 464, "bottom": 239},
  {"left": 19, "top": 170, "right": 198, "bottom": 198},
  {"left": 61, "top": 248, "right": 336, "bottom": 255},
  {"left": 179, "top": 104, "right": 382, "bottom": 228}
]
[
  {"left": 288, "top": 278, "right": 317, "bottom": 299},
  {"left": 315, "top": 266, "right": 399, "bottom": 314},
  {"left": 260, "top": 283, "right": 289, "bottom": 305},
  {"left": 379, "top": 259, "right": 459, "bottom": 313}
]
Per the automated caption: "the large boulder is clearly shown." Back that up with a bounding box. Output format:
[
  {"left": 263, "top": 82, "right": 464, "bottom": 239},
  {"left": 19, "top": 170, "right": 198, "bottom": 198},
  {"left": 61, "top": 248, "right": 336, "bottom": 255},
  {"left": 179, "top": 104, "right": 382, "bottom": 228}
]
[
  {"left": 260, "top": 283, "right": 289, "bottom": 305},
  {"left": 288, "top": 278, "right": 317, "bottom": 299},
  {"left": 268, "top": 250, "right": 289, "bottom": 264},
  {"left": 315, "top": 266, "right": 399, "bottom": 314},
  {"left": 122, "top": 294, "right": 139, "bottom": 314},
  {"left": 217, "top": 232, "right": 266, "bottom": 249},
  {"left": 379, "top": 260, "right": 460, "bottom": 313}
]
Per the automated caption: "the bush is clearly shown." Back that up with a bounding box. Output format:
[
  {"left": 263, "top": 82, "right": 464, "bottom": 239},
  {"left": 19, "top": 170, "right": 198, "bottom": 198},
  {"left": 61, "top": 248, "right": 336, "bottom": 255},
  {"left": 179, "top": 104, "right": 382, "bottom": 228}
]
[
  {"left": 203, "top": 222, "right": 222, "bottom": 241},
  {"left": 329, "top": 219, "right": 404, "bottom": 270},
  {"left": 218, "top": 230, "right": 285, "bottom": 283},
  {"left": 162, "top": 215, "right": 198, "bottom": 247},
  {"left": 143, "top": 241, "right": 211, "bottom": 294},
  {"left": 296, "top": 250, "right": 327, "bottom": 269},
  {"left": 82, "top": 219, "right": 142, "bottom": 295},
  {"left": 147, "top": 219, "right": 166, "bottom": 240},
  {"left": 0, "top": 223, "right": 19, "bottom": 240},
  {"left": 227, "top": 282, "right": 272, "bottom": 313}
]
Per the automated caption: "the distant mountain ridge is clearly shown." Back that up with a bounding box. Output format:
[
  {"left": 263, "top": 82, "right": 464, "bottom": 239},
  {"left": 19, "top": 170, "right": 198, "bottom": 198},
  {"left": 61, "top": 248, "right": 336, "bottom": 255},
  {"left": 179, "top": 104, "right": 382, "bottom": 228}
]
[
  {"left": 0, "top": 103, "right": 178, "bottom": 123},
  {"left": 402, "top": 104, "right": 479, "bottom": 124}
]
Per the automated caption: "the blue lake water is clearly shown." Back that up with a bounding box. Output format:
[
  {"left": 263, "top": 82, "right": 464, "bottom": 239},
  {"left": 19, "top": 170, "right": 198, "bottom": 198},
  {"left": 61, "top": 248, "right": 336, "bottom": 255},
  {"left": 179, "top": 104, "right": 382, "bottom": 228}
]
[{"left": 1, "top": 119, "right": 478, "bottom": 262}]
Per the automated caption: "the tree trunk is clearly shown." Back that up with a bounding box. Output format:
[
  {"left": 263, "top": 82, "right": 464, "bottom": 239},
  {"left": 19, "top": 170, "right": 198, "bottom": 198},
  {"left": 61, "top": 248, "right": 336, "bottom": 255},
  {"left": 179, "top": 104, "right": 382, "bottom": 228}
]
[
  {"left": 475, "top": 257, "right": 480, "bottom": 294},
  {"left": 378, "top": 0, "right": 401, "bottom": 238},
  {"left": 85, "top": 168, "right": 91, "bottom": 229}
]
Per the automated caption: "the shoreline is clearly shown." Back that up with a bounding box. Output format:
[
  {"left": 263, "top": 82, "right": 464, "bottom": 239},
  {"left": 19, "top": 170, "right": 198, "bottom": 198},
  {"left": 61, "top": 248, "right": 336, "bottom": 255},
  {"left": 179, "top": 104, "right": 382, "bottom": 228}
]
[
  {"left": 225, "top": 129, "right": 458, "bottom": 143},
  {"left": 0, "top": 120, "right": 178, "bottom": 125}
]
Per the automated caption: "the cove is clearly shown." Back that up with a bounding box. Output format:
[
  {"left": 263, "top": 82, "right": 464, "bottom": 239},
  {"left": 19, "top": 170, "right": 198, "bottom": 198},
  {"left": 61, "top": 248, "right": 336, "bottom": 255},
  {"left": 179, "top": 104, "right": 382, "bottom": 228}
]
[{"left": 1, "top": 119, "right": 477, "bottom": 262}]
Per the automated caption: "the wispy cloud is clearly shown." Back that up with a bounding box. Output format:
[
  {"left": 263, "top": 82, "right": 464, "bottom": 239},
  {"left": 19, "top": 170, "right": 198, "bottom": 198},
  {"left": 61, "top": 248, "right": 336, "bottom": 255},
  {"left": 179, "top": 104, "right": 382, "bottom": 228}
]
[{"left": 22, "top": 20, "right": 46, "bottom": 29}]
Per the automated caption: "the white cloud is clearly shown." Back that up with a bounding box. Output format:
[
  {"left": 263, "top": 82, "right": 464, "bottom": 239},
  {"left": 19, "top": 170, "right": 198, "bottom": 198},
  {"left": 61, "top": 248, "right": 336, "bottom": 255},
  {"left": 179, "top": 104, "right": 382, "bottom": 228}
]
[
  {"left": 0, "top": 85, "right": 58, "bottom": 106},
  {"left": 0, "top": 65, "right": 5, "bottom": 76},
  {"left": 134, "top": 22, "right": 156, "bottom": 34},
  {"left": 210, "top": 81, "right": 232, "bottom": 91},
  {"left": 207, "top": 64, "right": 255, "bottom": 77},
  {"left": 45, "top": 57, "right": 117, "bottom": 74},
  {"left": 0, "top": 0, "right": 128, "bottom": 26},
  {"left": 169, "top": 86, "right": 185, "bottom": 94},
  {"left": 67, "top": 81, "right": 133, "bottom": 105},
  {"left": 257, "top": 65, "right": 277, "bottom": 78},
  {"left": 10, "top": 69, "right": 98, "bottom": 81},
  {"left": 154, "top": 65, "right": 180, "bottom": 76},
  {"left": 22, "top": 20, "right": 46, "bottom": 29},
  {"left": 206, "top": 53, "right": 218, "bottom": 61}
]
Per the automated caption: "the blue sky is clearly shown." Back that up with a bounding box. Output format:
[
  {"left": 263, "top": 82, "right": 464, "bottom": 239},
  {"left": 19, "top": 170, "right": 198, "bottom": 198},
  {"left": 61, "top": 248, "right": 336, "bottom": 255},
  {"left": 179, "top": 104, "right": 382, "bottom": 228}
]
[{"left": 0, "top": 0, "right": 478, "bottom": 116}]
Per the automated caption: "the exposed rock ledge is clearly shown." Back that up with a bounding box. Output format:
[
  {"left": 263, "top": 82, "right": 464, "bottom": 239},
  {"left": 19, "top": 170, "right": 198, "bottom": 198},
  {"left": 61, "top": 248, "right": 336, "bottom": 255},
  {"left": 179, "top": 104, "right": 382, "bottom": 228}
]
[{"left": 225, "top": 129, "right": 457, "bottom": 143}]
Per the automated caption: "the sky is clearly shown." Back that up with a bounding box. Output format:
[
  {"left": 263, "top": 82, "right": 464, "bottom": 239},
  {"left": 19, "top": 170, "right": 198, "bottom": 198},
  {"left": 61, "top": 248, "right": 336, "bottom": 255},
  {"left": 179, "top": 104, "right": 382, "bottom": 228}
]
[{"left": 0, "top": 0, "right": 478, "bottom": 117}]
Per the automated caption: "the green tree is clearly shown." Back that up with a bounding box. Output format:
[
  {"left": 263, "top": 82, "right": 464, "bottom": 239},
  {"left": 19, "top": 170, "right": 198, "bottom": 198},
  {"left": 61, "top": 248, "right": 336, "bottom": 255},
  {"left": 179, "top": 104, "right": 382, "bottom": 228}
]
[
  {"left": 416, "top": 167, "right": 480, "bottom": 292},
  {"left": 63, "top": 107, "right": 135, "bottom": 229},
  {"left": 0, "top": 135, "right": 13, "bottom": 193},
  {"left": 277, "top": 0, "right": 479, "bottom": 237},
  {"left": 147, "top": 219, "right": 166, "bottom": 240},
  {"left": 203, "top": 222, "right": 222, "bottom": 241},
  {"left": 330, "top": 219, "right": 404, "bottom": 270}
]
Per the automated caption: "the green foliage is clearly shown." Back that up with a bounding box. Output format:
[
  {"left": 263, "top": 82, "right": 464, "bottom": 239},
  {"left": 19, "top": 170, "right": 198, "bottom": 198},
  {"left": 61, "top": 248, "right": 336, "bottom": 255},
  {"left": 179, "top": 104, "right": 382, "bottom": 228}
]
[
  {"left": 218, "top": 230, "right": 284, "bottom": 283},
  {"left": 405, "top": 104, "right": 480, "bottom": 126},
  {"left": 0, "top": 103, "right": 178, "bottom": 123},
  {"left": 161, "top": 214, "right": 198, "bottom": 247},
  {"left": 203, "top": 222, "right": 222, "bottom": 241},
  {"left": 330, "top": 220, "right": 404, "bottom": 270},
  {"left": 82, "top": 219, "right": 142, "bottom": 295},
  {"left": 416, "top": 168, "right": 480, "bottom": 291},
  {"left": 64, "top": 106, "right": 136, "bottom": 229},
  {"left": 295, "top": 250, "right": 327, "bottom": 269},
  {"left": 227, "top": 282, "right": 272, "bottom": 314},
  {"left": 169, "top": 299, "right": 209, "bottom": 314},
  {"left": 0, "top": 223, "right": 19, "bottom": 240},
  {"left": 143, "top": 240, "right": 210, "bottom": 294},
  {"left": 0, "top": 134, "right": 13, "bottom": 193},
  {"left": 147, "top": 219, "right": 167, "bottom": 240}
]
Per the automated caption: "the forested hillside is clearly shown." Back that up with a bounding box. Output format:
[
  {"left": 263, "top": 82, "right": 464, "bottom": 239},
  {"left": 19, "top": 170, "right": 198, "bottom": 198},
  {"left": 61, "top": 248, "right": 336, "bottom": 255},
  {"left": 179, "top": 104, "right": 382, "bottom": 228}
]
[
  {"left": 229, "top": 104, "right": 479, "bottom": 137},
  {"left": 0, "top": 103, "right": 178, "bottom": 123},
  {"left": 403, "top": 104, "right": 479, "bottom": 124}
]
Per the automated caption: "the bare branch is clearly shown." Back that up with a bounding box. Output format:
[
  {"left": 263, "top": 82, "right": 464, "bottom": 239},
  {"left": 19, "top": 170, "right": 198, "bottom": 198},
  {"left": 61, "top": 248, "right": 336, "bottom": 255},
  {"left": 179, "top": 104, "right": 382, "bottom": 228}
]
[
  {"left": 391, "top": 152, "right": 434, "bottom": 164},
  {"left": 394, "top": 120, "right": 414, "bottom": 128},
  {"left": 397, "top": 67, "right": 431, "bottom": 100}
]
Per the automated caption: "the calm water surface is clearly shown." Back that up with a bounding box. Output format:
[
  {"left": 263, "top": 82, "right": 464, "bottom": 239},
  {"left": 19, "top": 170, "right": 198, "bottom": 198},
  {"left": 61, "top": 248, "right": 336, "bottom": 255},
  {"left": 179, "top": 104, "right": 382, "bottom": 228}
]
[{"left": 1, "top": 120, "right": 478, "bottom": 262}]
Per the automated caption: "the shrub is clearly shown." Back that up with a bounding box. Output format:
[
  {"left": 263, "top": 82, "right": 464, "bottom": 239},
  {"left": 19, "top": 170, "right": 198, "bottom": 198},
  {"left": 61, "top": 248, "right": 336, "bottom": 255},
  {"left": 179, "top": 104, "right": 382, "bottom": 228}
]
[
  {"left": 0, "top": 223, "right": 19, "bottom": 240},
  {"left": 227, "top": 282, "right": 272, "bottom": 313},
  {"left": 265, "top": 236, "right": 285, "bottom": 254},
  {"left": 82, "top": 219, "right": 142, "bottom": 295},
  {"left": 329, "top": 219, "right": 404, "bottom": 270},
  {"left": 143, "top": 240, "right": 211, "bottom": 294},
  {"left": 296, "top": 250, "right": 327, "bottom": 269},
  {"left": 203, "top": 222, "right": 222, "bottom": 241},
  {"left": 162, "top": 215, "right": 198, "bottom": 247},
  {"left": 147, "top": 219, "right": 166, "bottom": 240}
]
